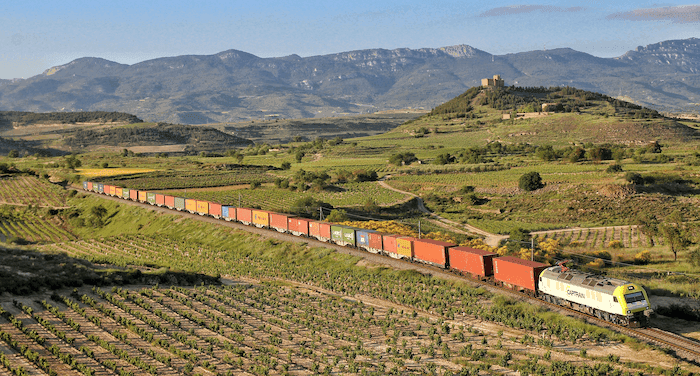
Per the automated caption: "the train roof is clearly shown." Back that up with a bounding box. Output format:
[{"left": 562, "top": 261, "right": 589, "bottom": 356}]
[{"left": 541, "top": 265, "right": 630, "bottom": 294}]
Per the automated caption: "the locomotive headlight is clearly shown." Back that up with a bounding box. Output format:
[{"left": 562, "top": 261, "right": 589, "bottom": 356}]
[{"left": 627, "top": 310, "right": 631, "bottom": 314}]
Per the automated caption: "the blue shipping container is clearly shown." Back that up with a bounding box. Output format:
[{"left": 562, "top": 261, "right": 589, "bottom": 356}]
[{"left": 356, "top": 229, "right": 376, "bottom": 248}]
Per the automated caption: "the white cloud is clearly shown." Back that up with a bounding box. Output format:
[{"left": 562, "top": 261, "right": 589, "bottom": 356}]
[
  {"left": 606, "top": 5, "right": 700, "bottom": 23},
  {"left": 479, "top": 5, "right": 585, "bottom": 17}
]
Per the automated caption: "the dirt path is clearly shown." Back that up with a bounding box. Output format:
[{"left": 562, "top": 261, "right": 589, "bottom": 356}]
[{"left": 377, "top": 178, "right": 507, "bottom": 246}]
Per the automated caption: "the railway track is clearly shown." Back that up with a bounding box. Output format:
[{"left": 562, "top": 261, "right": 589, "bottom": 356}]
[{"left": 81, "top": 188, "right": 700, "bottom": 364}]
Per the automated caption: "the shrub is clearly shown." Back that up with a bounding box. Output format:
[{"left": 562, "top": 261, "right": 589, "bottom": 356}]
[
  {"left": 634, "top": 250, "right": 651, "bottom": 265},
  {"left": 587, "top": 258, "right": 605, "bottom": 268},
  {"left": 624, "top": 172, "right": 643, "bottom": 185},
  {"left": 606, "top": 164, "right": 623, "bottom": 173},
  {"left": 519, "top": 172, "right": 544, "bottom": 192},
  {"left": 607, "top": 240, "right": 623, "bottom": 249}
]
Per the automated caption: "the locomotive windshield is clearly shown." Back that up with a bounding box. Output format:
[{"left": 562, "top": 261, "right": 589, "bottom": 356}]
[{"left": 624, "top": 292, "right": 648, "bottom": 310}]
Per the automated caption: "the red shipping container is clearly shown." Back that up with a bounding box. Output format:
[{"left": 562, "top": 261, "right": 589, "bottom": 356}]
[
  {"left": 155, "top": 194, "right": 165, "bottom": 206},
  {"left": 129, "top": 189, "right": 138, "bottom": 201},
  {"left": 448, "top": 246, "right": 496, "bottom": 277},
  {"left": 237, "top": 208, "right": 253, "bottom": 224},
  {"left": 319, "top": 222, "right": 331, "bottom": 240},
  {"left": 87, "top": 182, "right": 93, "bottom": 191},
  {"left": 414, "top": 239, "right": 456, "bottom": 268},
  {"left": 209, "top": 202, "right": 222, "bottom": 217},
  {"left": 309, "top": 221, "right": 320, "bottom": 238},
  {"left": 296, "top": 218, "right": 310, "bottom": 236},
  {"left": 287, "top": 217, "right": 299, "bottom": 233},
  {"left": 164, "top": 195, "right": 175, "bottom": 208},
  {"left": 367, "top": 232, "right": 384, "bottom": 254},
  {"left": 270, "top": 213, "right": 293, "bottom": 232},
  {"left": 493, "top": 256, "right": 549, "bottom": 292},
  {"left": 382, "top": 234, "right": 399, "bottom": 256}
]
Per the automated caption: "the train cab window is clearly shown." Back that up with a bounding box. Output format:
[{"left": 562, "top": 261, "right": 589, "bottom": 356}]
[
  {"left": 613, "top": 296, "right": 618, "bottom": 303},
  {"left": 564, "top": 274, "right": 574, "bottom": 281},
  {"left": 624, "top": 292, "right": 645, "bottom": 304}
]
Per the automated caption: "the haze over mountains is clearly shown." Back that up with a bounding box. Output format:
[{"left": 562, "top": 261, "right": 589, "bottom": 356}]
[{"left": 1, "top": 38, "right": 699, "bottom": 124}]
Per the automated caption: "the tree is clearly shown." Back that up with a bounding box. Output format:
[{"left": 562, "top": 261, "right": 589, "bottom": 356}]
[
  {"left": 325, "top": 209, "right": 349, "bottom": 222},
  {"left": 661, "top": 210, "right": 691, "bottom": 261},
  {"left": 636, "top": 214, "right": 659, "bottom": 246},
  {"left": 64, "top": 154, "right": 82, "bottom": 169},
  {"left": 281, "top": 161, "right": 291, "bottom": 170},
  {"left": 7, "top": 150, "right": 19, "bottom": 158},
  {"left": 536, "top": 146, "right": 556, "bottom": 161},
  {"left": 389, "top": 152, "right": 417, "bottom": 166},
  {"left": 89, "top": 205, "right": 108, "bottom": 227},
  {"left": 519, "top": 172, "right": 543, "bottom": 192}
]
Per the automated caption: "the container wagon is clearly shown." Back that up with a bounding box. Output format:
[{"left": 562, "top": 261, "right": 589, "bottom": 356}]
[
  {"left": 356, "top": 229, "right": 377, "bottom": 253},
  {"left": 174, "top": 197, "right": 186, "bottom": 211},
  {"left": 413, "top": 239, "right": 455, "bottom": 268},
  {"left": 382, "top": 234, "right": 400, "bottom": 258},
  {"left": 396, "top": 236, "right": 416, "bottom": 260},
  {"left": 109, "top": 185, "right": 116, "bottom": 196},
  {"left": 147, "top": 192, "right": 157, "bottom": 205},
  {"left": 270, "top": 213, "right": 294, "bottom": 233},
  {"left": 129, "top": 189, "right": 138, "bottom": 201},
  {"left": 164, "top": 195, "right": 175, "bottom": 209},
  {"left": 221, "top": 206, "right": 236, "bottom": 221},
  {"left": 209, "top": 203, "right": 222, "bottom": 218},
  {"left": 252, "top": 210, "right": 270, "bottom": 228},
  {"left": 367, "top": 232, "right": 384, "bottom": 254},
  {"left": 196, "top": 200, "right": 209, "bottom": 216},
  {"left": 448, "top": 246, "right": 496, "bottom": 278},
  {"left": 330, "top": 225, "right": 348, "bottom": 245},
  {"left": 288, "top": 218, "right": 310, "bottom": 236},
  {"left": 155, "top": 194, "right": 165, "bottom": 206},
  {"left": 493, "top": 256, "right": 549, "bottom": 294},
  {"left": 237, "top": 208, "right": 253, "bottom": 225},
  {"left": 185, "top": 199, "right": 197, "bottom": 213},
  {"left": 115, "top": 187, "right": 123, "bottom": 198}
]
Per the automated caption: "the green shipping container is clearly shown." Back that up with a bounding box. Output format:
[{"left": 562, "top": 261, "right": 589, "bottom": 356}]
[
  {"left": 147, "top": 192, "right": 157, "bottom": 205},
  {"left": 122, "top": 188, "right": 130, "bottom": 199},
  {"left": 330, "top": 225, "right": 345, "bottom": 243},
  {"left": 342, "top": 227, "right": 356, "bottom": 246}
]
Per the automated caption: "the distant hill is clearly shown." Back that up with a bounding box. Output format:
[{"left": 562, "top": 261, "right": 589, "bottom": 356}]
[
  {"left": 62, "top": 123, "right": 253, "bottom": 153},
  {"left": 1, "top": 39, "right": 700, "bottom": 123},
  {"left": 0, "top": 111, "right": 142, "bottom": 129},
  {"left": 399, "top": 85, "right": 700, "bottom": 146}
]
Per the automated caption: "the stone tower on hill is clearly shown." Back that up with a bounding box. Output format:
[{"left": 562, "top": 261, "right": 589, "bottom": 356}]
[{"left": 482, "top": 75, "right": 504, "bottom": 88}]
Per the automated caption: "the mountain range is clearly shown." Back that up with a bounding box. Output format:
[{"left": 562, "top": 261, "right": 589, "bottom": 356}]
[{"left": 1, "top": 38, "right": 699, "bottom": 124}]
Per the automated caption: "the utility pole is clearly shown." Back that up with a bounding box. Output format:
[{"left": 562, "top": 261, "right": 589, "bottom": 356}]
[
  {"left": 418, "top": 220, "right": 421, "bottom": 239},
  {"left": 319, "top": 207, "right": 323, "bottom": 220},
  {"left": 238, "top": 193, "right": 241, "bottom": 208},
  {"left": 531, "top": 238, "right": 535, "bottom": 261}
]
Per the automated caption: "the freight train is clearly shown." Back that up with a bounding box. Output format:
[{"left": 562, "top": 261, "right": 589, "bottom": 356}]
[{"left": 82, "top": 181, "right": 653, "bottom": 327}]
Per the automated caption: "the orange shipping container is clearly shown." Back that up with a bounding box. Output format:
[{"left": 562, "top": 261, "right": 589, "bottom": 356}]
[
  {"left": 382, "top": 234, "right": 399, "bottom": 256},
  {"left": 448, "top": 246, "right": 496, "bottom": 277},
  {"left": 237, "top": 208, "right": 252, "bottom": 223},
  {"left": 493, "top": 256, "right": 548, "bottom": 292},
  {"left": 396, "top": 237, "right": 416, "bottom": 259},
  {"left": 413, "top": 239, "right": 455, "bottom": 268},
  {"left": 129, "top": 189, "right": 138, "bottom": 201},
  {"left": 209, "top": 202, "right": 222, "bottom": 217}
]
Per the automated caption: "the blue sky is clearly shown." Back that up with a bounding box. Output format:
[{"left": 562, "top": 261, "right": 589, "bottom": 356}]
[{"left": 1, "top": 0, "right": 699, "bottom": 79}]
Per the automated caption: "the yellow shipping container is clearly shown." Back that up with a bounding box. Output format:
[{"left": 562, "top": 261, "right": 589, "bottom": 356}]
[
  {"left": 396, "top": 237, "right": 415, "bottom": 258},
  {"left": 185, "top": 199, "right": 197, "bottom": 213},
  {"left": 252, "top": 210, "right": 269, "bottom": 227},
  {"left": 138, "top": 191, "right": 147, "bottom": 202},
  {"left": 115, "top": 187, "right": 123, "bottom": 197},
  {"left": 109, "top": 185, "right": 116, "bottom": 196},
  {"left": 196, "top": 200, "right": 209, "bottom": 215}
]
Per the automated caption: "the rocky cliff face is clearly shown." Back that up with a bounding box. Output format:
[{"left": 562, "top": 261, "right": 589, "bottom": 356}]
[{"left": 1, "top": 39, "right": 699, "bottom": 123}]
